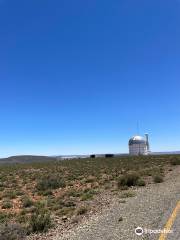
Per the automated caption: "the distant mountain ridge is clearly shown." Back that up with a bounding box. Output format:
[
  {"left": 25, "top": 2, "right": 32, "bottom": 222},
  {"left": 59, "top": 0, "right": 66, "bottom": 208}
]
[
  {"left": 0, "top": 155, "right": 57, "bottom": 164},
  {"left": 0, "top": 151, "right": 180, "bottom": 164}
]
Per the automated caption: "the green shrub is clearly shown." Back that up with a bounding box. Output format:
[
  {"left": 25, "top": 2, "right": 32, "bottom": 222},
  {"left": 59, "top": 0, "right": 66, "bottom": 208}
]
[
  {"left": 34, "top": 200, "right": 47, "bottom": 209},
  {"left": 56, "top": 207, "right": 75, "bottom": 217},
  {"left": 0, "top": 223, "right": 26, "bottom": 240},
  {"left": 41, "top": 190, "right": 53, "bottom": 196},
  {"left": 28, "top": 209, "right": 52, "bottom": 233},
  {"left": 118, "top": 185, "right": 128, "bottom": 190},
  {"left": 17, "top": 211, "right": 29, "bottom": 224},
  {"left": 85, "top": 176, "right": 96, "bottom": 183},
  {"left": 0, "top": 212, "right": 12, "bottom": 223},
  {"left": 0, "top": 187, "right": 5, "bottom": 192},
  {"left": 0, "top": 182, "right": 4, "bottom": 187},
  {"left": 67, "top": 189, "right": 82, "bottom": 197},
  {"left": 36, "top": 176, "right": 65, "bottom": 191},
  {"left": 64, "top": 201, "right": 76, "bottom": 207},
  {"left": 2, "top": 200, "right": 13, "bottom": 209},
  {"left": 171, "top": 158, "right": 180, "bottom": 166},
  {"left": 77, "top": 206, "right": 88, "bottom": 215},
  {"left": 15, "top": 190, "right": 25, "bottom": 196},
  {"left": 118, "top": 173, "right": 140, "bottom": 187},
  {"left": 22, "top": 196, "right": 33, "bottom": 208},
  {"left": 80, "top": 192, "right": 93, "bottom": 201},
  {"left": 153, "top": 175, "right": 164, "bottom": 183},
  {"left": 3, "top": 190, "right": 17, "bottom": 199},
  {"left": 137, "top": 179, "right": 146, "bottom": 186},
  {"left": 120, "top": 191, "right": 136, "bottom": 198}
]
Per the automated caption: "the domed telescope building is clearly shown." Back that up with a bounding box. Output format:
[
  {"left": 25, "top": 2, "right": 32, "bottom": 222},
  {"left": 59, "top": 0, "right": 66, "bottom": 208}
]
[{"left": 129, "top": 134, "right": 150, "bottom": 156}]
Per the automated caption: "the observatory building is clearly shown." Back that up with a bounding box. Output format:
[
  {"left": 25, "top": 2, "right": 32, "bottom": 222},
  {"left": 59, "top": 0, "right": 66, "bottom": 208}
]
[{"left": 129, "top": 134, "right": 150, "bottom": 156}]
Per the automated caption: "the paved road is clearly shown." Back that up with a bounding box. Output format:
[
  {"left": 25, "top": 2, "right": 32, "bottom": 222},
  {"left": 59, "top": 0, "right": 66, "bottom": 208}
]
[
  {"left": 158, "top": 200, "right": 180, "bottom": 240},
  {"left": 169, "top": 209, "right": 180, "bottom": 240},
  {"left": 55, "top": 166, "right": 180, "bottom": 240}
]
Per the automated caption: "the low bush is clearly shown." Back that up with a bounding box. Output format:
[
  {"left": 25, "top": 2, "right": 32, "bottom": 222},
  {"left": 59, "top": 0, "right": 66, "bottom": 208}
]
[
  {"left": 3, "top": 191, "right": 17, "bottom": 199},
  {"left": 64, "top": 201, "right": 76, "bottom": 207},
  {"left": 136, "top": 179, "right": 146, "bottom": 186},
  {"left": 118, "top": 173, "right": 140, "bottom": 188},
  {"left": 28, "top": 209, "right": 52, "bottom": 233},
  {"left": 67, "top": 189, "right": 82, "bottom": 198},
  {"left": 0, "top": 212, "right": 12, "bottom": 224},
  {"left": 118, "top": 185, "right": 129, "bottom": 190},
  {"left": 34, "top": 200, "right": 47, "bottom": 210},
  {"left": 170, "top": 158, "right": 180, "bottom": 166},
  {"left": 77, "top": 206, "right": 88, "bottom": 215},
  {"left": 41, "top": 190, "right": 53, "bottom": 196},
  {"left": 22, "top": 196, "right": 33, "bottom": 208},
  {"left": 17, "top": 211, "right": 29, "bottom": 224},
  {"left": 153, "top": 175, "right": 164, "bottom": 183},
  {"left": 85, "top": 176, "right": 96, "bottom": 183},
  {"left": 2, "top": 200, "right": 13, "bottom": 209},
  {"left": 0, "top": 223, "right": 26, "bottom": 240},
  {"left": 36, "top": 176, "right": 65, "bottom": 191},
  {"left": 120, "top": 191, "right": 136, "bottom": 198},
  {"left": 56, "top": 207, "right": 75, "bottom": 217},
  {"left": 0, "top": 182, "right": 4, "bottom": 187},
  {"left": 80, "top": 192, "right": 94, "bottom": 201},
  {"left": 15, "top": 190, "right": 25, "bottom": 196}
]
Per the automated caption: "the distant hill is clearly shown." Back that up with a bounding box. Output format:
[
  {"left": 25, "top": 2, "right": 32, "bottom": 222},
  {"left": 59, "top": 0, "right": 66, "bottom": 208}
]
[
  {"left": 0, "top": 151, "right": 180, "bottom": 165},
  {"left": 0, "top": 155, "right": 57, "bottom": 164},
  {"left": 151, "top": 151, "right": 180, "bottom": 155}
]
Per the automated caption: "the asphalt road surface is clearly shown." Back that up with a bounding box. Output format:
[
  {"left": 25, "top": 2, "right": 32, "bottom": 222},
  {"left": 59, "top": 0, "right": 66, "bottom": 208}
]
[
  {"left": 169, "top": 208, "right": 180, "bottom": 240},
  {"left": 159, "top": 200, "right": 180, "bottom": 240},
  {"left": 56, "top": 166, "right": 180, "bottom": 240}
]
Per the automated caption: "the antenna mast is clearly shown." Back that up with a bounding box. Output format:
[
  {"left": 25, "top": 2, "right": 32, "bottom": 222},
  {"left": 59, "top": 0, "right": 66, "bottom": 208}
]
[{"left": 137, "top": 121, "right": 140, "bottom": 135}]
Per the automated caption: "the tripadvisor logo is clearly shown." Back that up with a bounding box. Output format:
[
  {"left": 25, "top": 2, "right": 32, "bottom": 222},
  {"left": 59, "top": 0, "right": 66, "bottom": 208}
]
[
  {"left": 135, "top": 227, "right": 143, "bottom": 236},
  {"left": 135, "top": 227, "right": 173, "bottom": 236}
]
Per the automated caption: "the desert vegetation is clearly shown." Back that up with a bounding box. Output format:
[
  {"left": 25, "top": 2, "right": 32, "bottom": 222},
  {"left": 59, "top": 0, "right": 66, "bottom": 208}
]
[{"left": 0, "top": 154, "right": 179, "bottom": 239}]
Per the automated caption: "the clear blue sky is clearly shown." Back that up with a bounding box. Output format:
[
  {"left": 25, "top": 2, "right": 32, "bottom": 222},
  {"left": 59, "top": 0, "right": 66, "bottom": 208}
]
[{"left": 0, "top": 0, "right": 180, "bottom": 157}]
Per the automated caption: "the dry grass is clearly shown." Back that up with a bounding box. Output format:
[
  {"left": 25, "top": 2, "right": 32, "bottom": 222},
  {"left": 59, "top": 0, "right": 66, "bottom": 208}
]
[{"left": 0, "top": 154, "right": 179, "bottom": 236}]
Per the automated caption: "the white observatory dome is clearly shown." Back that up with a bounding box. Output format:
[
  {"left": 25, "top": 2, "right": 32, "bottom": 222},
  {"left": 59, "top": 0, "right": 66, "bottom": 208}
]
[
  {"left": 129, "top": 135, "right": 146, "bottom": 145},
  {"left": 129, "top": 135, "right": 149, "bottom": 156}
]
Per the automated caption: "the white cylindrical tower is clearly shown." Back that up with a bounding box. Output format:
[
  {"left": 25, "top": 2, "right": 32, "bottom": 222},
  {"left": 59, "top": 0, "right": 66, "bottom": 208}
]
[{"left": 145, "top": 133, "right": 150, "bottom": 152}]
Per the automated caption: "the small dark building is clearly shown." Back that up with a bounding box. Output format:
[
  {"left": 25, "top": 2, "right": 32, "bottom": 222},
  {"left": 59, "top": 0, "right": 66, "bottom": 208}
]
[{"left": 105, "top": 154, "right": 114, "bottom": 158}]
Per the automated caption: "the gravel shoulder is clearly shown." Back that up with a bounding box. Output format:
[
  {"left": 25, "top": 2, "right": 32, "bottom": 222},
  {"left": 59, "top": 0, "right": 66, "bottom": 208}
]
[{"left": 54, "top": 166, "right": 180, "bottom": 240}]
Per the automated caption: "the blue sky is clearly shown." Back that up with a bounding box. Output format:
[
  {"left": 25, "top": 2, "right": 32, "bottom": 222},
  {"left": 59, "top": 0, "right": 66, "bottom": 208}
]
[{"left": 0, "top": 0, "right": 180, "bottom": 157}]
